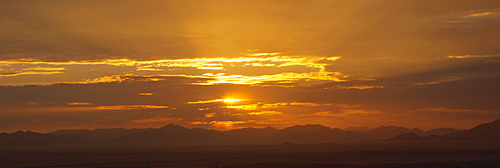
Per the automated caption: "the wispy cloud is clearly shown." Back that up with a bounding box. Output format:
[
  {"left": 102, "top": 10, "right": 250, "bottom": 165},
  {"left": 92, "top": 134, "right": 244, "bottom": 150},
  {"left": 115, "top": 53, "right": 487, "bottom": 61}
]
[
  {"left": 0, "top": 54, "right": 344, "bottom": 86},
  {"left": 411, "top": 108, "right": 489, "bottom": 114},
  {"left": 222, "top": 102, "right": 331, "bottom": 111},
  {"left": 327, "top": 85, "right": 384, "bottom": 90},
  {"left": 465, "top": 12, "right": 500, "bottom": 18},
  {"left": 0, "top": 66, "right": 66, "bottom": 78},
  {"left": 189, "top": 120, "right": 250, "bottom": 130},
  {"left": 137, "top": 92, "right": 154, "bottom": 96},
  {"left": 68, "top": 102, "right": 93, "bottom": 106},
  {"left": 247, "top": 111, "right": 283, "bottom": 116},
  {"left": 187, "top": 98, "right": 246, "bottom": 104},
  {"left": 0, "top": 71, "right": 64, "bottom": 77},
  {"left": 447, "top": 54, "right": 500, "bottom": 59},
  {"left": 95, "top": 105, "right": 169, "bottom": 110},
  {"left": 0, "top": 54, "right": 339, "bottom": 70}
]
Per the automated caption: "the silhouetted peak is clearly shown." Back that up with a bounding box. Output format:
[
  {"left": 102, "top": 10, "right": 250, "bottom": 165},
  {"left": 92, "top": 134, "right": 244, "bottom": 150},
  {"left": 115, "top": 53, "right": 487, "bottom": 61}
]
[
  {"left": 369, "top": 125, "right": 417, "bottom": 133},
  {"left": 438, "top": 118, "right": 500, "bottom": 141},
  {"left": 426, "top": 128, "right": 460, "bottom": 136},
  {"left": 237, "top": 126, "right": 278, "bottom": 131},
  {"left": 430, "top": 127, "right": 458, "bottom": 131},
  {"left": 159, "top": 123, "right": 188, "bottom": 130},
  {"left": 489, "top": 118, "right": 500, "bottom": 126},
  {"left": 282, "top": 124, "right": 332, "bottom": 132},
  {"left": 50, "top": 129, "right": 90, "bottom": 135},
  {"left": 297, "top": 124, "right": 330, "bottom": 128},
  {"left": 12, "top": 130, "right": 39, "bottom": 135},
  {"left": 262, "top": 126, "right": 278, "bottom": 131},
  {"left": 344, "top": 127, "right": 372, "bottom": 133},
  {"left": 410, "top": 128, "right": 424, "bottom": 132},
  {"left": 492, "top": 118, "right": 500, "bottom": 123},
  {"left": 365, "top": 125, "right": 427, "bottom": 139},
  {"left": 388, "top": 132, "right": 423, "bottom": 141},
  {"left": 466, "top": 118, "right": 500, "bottom": 134},
  {"left": 232, "top": 127, "right": 257, "bottom": 131},
  {"left": 331, "top": 127, "right": 343, "bottom": 131},
  {"left": 375, "top": 125, "right": 406, "bottom": 129}
]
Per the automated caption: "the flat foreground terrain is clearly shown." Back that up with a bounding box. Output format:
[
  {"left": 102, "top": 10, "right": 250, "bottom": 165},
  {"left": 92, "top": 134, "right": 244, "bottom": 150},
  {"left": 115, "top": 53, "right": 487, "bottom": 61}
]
[{"left": 1, "top": 141, "right": 500, "bottom": 168}]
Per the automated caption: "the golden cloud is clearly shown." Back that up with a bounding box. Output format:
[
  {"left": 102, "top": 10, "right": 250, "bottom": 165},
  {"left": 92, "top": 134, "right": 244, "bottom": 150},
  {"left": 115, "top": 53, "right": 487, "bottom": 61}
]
[
  {"left": 331, "top": 85, "right": 385, "bottom": 90},
  {"left": 223, "top": 102, "right": 330, "bottom": 111},
  {"left": 204, "top": 113, "right": 216, "bottom": 118},
  {"left": 95, "top": 105, "right": 169, "bottom": 110},
  {"left": 187, "top": 98, "right": 246, "bottom": 104},
  {"left": 22, "top": 67, "right": 66, "bottom": 71},
  {"left": 132, "top": 117, "right": 181, "bottom": 123},
  {"left": 201, "top": 71, "right": 345, "bottom": 85},
  {"left": 247, "top": 111, "right": 283, "bottom": 116},
  {"left": 447, "top": 54, "right": 500, "bottom": 59},
  {"left": 0, "top": 53, "right": 339, "bottom": 69},
  {"left": 80, "top": 75, "right": 165, "bottom": 84},
  {"left": 411, "top": 108, "right": 489, "bottom": 113},
  {"left": 68, "top": 102, "right": 93, "bottom": 106},
  {"left": 307, "top": 109, "right": 376, "bottom": 117},
  {"left": 190, "top": 120, "right": 248, "bottom": 130},
  {"left": 138, "top": 92, "right": 154, "bottom": 96},
  {"left": 466, "top": 12, "right": 500, "bottom": 17},
  {"left": 0, "top": 53, "right": 345, "bottom": 86},
  {"left": 0, "top": 71, "right": 64, "bottom": 77}
]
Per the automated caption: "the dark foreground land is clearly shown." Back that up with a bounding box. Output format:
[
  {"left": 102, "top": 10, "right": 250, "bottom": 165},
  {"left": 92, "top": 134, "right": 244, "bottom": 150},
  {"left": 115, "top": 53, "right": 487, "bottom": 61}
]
[{"left": 1, "top": 141, "right": 500, "bottom": 168}]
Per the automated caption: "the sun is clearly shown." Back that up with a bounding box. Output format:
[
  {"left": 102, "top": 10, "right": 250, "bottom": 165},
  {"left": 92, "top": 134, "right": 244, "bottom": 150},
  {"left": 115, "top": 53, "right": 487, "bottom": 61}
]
[{"left": 221, "top": 98, "right": 242, "bottom": 104}]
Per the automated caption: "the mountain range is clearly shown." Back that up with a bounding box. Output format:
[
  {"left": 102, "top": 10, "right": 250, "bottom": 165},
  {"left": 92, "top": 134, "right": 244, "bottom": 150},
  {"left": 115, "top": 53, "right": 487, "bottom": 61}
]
[
  {"left": 389, "top": 118, "right": 500, "bottom": 142},
  {"left": 2, "top": 119, "right": 500, "bottom": 149}
]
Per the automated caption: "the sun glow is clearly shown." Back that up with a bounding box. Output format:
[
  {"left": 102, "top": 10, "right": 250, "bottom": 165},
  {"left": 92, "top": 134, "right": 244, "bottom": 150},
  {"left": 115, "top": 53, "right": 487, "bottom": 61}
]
[
  {"left": 222, "top": 98, "right": 242, "bottom": 104},
  {"left": 187, "top": 98, "right": 245, "bottom": 104}
]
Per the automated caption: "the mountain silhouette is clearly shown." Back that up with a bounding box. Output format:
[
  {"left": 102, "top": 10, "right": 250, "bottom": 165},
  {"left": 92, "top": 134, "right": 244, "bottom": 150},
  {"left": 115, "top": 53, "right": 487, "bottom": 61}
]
[
  {"left": 112, "top": 124, "right": 226, "bottom": 147},
  {"left": 387, "top": 132, "right": 424, "bottom": 142},
  {"left": 440, "top": 118, "right": 500, "bottom": 141},
  {"left": 113, "top": 124, "right": 368, "bottom": 146},
  {"left": 51, "top": 128, "right": 151, "bottom": 142},
  {"left": 0, "top": 131, "right": 85, "bottom": 149},
  {"left": 2, "top": 118, "right": 500, "bottom": 149},
  {"left": 344, "top": 127, "right": 372, "bottom": 133},
  {"left": 270, "top": 124, "right": 368, "bottom": 143},
  {"left": 385, "top": 118, "right": 500, "bottom": 142},
  {"left": 226, "top": 126, "right": 279, "bottom": 143},
  {"left": 365, "top": 126, "right": 426, "bottom": 139},
  {"left": 425, "top": 128, "right": 460, "bottom": 136}
]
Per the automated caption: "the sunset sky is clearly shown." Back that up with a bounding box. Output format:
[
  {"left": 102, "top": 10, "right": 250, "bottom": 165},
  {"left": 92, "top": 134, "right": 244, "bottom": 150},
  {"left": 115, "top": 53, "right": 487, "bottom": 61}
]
[{"left": 1, "top": 0, "right": 499, "bottom": 133}]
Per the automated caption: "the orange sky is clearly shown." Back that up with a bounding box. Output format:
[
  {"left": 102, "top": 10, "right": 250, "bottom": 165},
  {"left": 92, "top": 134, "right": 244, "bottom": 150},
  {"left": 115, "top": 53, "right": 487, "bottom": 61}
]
[{"left": 0, "top": 0, "right": 499, "bottom": 133}]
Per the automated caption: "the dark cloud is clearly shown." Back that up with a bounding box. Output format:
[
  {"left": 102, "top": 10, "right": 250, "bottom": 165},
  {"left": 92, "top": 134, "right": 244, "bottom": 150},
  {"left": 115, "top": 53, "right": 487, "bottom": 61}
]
[
  {"left": 1, "top": 0, "right": 499, "bottom": 62},
  {"left": 319, "top": 57, "right": 500, "bottom": 111}
]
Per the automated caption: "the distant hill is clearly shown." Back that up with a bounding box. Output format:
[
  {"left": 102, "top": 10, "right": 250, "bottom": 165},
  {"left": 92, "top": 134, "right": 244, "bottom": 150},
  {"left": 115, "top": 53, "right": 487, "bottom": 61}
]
[
  {"left": 386, "top": 119, "right": 500, "bottom": 142},
  {"left": 112, "top": 124, "right": 228, "bottom": 147},
  {"left": 0, "top": 131, "right": 85, "bottom": 149},
  {"left": 387, "top": 132, "right": 424, "bottom": 142},
  {"left": 343, "top": 127, "right": 372, "bottom": 133},
  {"left": 112, "top": 124, "right": 369, "bottom": 147},
  {"left": 51, "top": 128, "right": 152, "bottom": 142},
  {"left": 1, "top": 119, "right": 499, "bottom": 149},
  {"left": 440, "top": 118, "right": 500, "bottom": 141},
  {"left": 365, "top": 126, "right": 426, "bottom": 139},
  {"left": 225, "top": 126, "right": 279, "bottom": 143},
  {"left": 270, "top": 124, "right": 368, "bottom": 144},
  {"left": 425, "top": 128, "right": 460, "bottom": 136}
]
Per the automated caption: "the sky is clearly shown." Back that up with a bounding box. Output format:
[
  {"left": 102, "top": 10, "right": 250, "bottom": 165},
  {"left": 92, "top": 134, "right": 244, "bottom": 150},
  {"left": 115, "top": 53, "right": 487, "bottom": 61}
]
[{"left": 1, "top": 0, "right": 499, "bottom": 133}]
